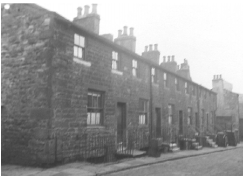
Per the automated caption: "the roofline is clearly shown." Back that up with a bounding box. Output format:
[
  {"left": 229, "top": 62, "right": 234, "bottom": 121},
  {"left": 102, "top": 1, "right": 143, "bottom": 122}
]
[{"left": 47, "top": 6, "right": 215, "bottom": 94}]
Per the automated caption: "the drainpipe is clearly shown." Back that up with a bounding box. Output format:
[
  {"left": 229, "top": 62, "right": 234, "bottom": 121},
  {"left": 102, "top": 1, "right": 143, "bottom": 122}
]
[{"left": 149, "top": 66, "right": 153, "bottom": 142}]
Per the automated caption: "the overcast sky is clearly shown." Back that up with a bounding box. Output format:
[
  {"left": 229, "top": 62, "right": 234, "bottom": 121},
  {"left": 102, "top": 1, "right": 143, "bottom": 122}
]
[{"left": 35, "top": 0, "right": 243, "bottom": 94}]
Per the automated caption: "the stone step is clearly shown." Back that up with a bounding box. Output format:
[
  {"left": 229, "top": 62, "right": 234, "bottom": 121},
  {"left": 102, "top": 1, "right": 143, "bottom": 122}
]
[
  {"left": 169, "top": 143, "right": 178, "bottom": 148},
  {"left": 192, "top": 142, "right": 199, "bottom": 147},
  {"left": 170, "top": 147, "right": 180, "bottom": 152},
  {"left": 195, "top": 145, "right": 203, "bottom": 150}
]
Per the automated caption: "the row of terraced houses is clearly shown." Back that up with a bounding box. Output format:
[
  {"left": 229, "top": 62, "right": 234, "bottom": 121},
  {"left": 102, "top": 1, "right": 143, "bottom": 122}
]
[{"left": 2, "top": 3, "right": 238, "bottom": 166}]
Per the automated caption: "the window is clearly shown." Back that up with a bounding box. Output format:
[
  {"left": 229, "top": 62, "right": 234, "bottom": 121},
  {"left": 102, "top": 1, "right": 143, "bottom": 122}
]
[
  {"left": 112, "top": 51, "right": 120, "bottom": 70},
  {"left": 87, "top": 90, "right": 104, "bottom": 125},
  {"left": 151, "top": 67, "right": 157, "bottom": 83},
  {"left": 204, "top": 91, "right": 207, "bottom": 99},
  {"left": 185, "top": 82, "right": 189, "bottom": 94},
  {"left": 187, "top": 108, "right": 192, "bottom": 125},
  {"left": 74, "top": 34, "right": 85, "bottom": 60},
  {"left": 139, "top": 99, "right": 148, "bottom": 125},
  {"left": 175, "top": 78, "right": 180, "bottom": 91},
  {"left": 164, "top": 73, "right": 168, "bottom": 88},
  {"left": 192, "top": 86, "right": 196, "bottom": 96},
  {"left": 168, "top": 104, "right": 174, "bottom": 124},
  {"left": 132, "top": 59, "right": 138, "bottom": 77}
]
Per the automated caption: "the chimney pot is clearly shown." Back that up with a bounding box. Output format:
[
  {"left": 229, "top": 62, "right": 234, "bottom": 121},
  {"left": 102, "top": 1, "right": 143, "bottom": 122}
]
[
  {"left": 149, "top": 44, "right": 153, "bottom": 51},
  {"left": 220, "top": 74, "right": 222, "bottom": 79},
  {"left": 167, "top": 56, "right": 171, "bottom": 62},
  {"left": 172, "top": 55, "right": 175, "bottom": 61},
  {"left": 123, "top": 26, "right": 128, "bottom": 35},
  {"left": 77, "top": 7, "right": 82, "bottom": 18},
  {"left": 84, "top": 5, "right": 90, "bottom": 17},
  {"left": 129, "top": 27, "right": 134, "bottom": 36},
  {"left": 163, "top": 56, "right": 166, "bottom": 62},
  {"left": 154, "top": 44, "right": 158, "bottom": 51},
  {"left": 91, "top": 4, "right": 97, "bottom": 14},
  {"left": 145, "top": 46, "right": 148, "bottom": 52},
  {"left": 118, "top": 30, "right": 122, "bottom": 37}
]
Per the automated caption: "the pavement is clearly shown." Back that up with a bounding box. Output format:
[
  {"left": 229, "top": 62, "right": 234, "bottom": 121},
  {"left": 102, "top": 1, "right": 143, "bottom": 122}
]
[{"left": 2, "top": 143, "right": 243, "bottom": 176}]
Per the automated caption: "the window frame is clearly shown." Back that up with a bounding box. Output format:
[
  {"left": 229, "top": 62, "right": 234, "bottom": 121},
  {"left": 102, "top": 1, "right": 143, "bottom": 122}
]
[
  {"left": 151, "top": 67, "right": 158, "bottom": 83},
  {"left": 74, "top": 33, "right": 85, "bottom": 60},
  {"left": 87, "top": 90, "right": 104, "bottom": 126},
  {"left": 175, "top": 77, "right": 180, "bottom": 91},
  {"left": 164, "top": 73, "right": 169, "bottom": 88},
  {"left": 112, "top": 51, "right": 120, "bottom": 71},
  {"left": 132, "top": 59, "right": 138, "bottom": 77},
  {"left": 185, "top": 82, "right": 189, "bottom": 94},
  {"left": 139, "top": 99, "right": 148, "bottom": 125}
]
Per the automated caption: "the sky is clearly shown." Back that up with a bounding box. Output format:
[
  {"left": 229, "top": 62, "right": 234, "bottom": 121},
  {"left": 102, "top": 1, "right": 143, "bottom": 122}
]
[{"left": 25, "top": 0, "right": 243, "bottom": 93}]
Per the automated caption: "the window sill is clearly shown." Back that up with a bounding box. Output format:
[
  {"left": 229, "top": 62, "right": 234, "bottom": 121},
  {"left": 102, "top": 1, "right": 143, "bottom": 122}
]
[
  {"left": 112, "top": 69, "right": 123, "bottom": 76},
  {"left": 152, "top": 83, "right": 159, "bottom": 87},
  {"left": 73, "top": 58, "right": 91, "bottom": 67},
  {"left": 87, "top": 125, "right": 105, "bottom": 129}
]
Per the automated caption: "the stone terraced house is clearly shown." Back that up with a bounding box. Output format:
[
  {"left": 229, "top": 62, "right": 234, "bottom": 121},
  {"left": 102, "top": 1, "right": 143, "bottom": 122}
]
[{"left": 1, "top": 4, "right": 217, "bottom": 165}]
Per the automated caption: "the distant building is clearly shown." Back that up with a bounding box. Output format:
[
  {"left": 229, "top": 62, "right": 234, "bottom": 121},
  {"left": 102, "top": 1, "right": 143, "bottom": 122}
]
[
  {"left": 212, "top": 75, "right": 240, "bottom": 132},
  {"left": 1, "top": 4, "right": 217, "bottom": 165}
]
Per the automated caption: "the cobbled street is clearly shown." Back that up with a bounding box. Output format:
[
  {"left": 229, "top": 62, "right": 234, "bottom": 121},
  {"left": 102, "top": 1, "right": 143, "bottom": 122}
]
[{"left": 107, "top": 148, "right": 243, "bottom": 176}]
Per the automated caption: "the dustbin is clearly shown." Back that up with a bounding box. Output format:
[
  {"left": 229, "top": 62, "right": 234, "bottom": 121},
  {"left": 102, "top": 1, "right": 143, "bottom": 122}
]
[
  {"left": 226, "top": 131, "right": 237, "bottom": 146},
  {"left": 148, "top": 138, "right": 162, "bottom": 157},
  {"left": 216, "top": 132, "right": 228, "bottom": 147}
]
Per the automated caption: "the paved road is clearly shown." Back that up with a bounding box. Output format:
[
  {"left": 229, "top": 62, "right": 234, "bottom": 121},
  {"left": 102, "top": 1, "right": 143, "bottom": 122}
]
[{"left": 107, "top": 148, "right": 243, "bottom": 176}]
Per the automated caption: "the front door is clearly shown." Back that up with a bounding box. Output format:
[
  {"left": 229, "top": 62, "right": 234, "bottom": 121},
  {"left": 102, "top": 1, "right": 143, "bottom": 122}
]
[
  {"left": 117, "top": 103, "right": 126, "bottom": 143},
  {"left": 156, "top": 108, "right": 161, "bottom": 137},
  {"left": 195, "top": 112, "right": 199, "bottom": 132},
  {"left": 179, "top": 110, "right": 183, "bottom": 135}
]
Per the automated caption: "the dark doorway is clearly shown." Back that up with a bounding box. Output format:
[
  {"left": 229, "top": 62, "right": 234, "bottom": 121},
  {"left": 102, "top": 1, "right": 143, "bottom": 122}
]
[
  {"left": 179, "top": 110, "right": 183, "bottom": 135},
  {"left": 117, "top": 102, "right": 126, "bottom": 143},
  {"left": 156, "top": 108, "right": 161, "bottom": 137},
  {"left": 195, "top": 112, "right": 199, "bottom": 132}
]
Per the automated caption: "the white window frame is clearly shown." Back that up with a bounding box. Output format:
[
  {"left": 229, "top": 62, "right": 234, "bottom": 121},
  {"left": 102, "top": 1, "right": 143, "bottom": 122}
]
[
  {"left": 168, "top": 104, "right": 173, "bottom": 124},
  {"left": 164, "top": 73, "right": 168, "bottom": 87},
  {"left": 87, "top": 90, "right": 104, "bottom": 125},
  {"left": 74, "top": 33, "right": 85, "bottom": 60},
  {"left": 139, "top": 99, "right": 148, "bottom": 125},
  {"left": 112, "top": 51, "right": 119, "bottom": 70},
  {"left": 132, "top": 59, "right": 138, "bottom": 77}
]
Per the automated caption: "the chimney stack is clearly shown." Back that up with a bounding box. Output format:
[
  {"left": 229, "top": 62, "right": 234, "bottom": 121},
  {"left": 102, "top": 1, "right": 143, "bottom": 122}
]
[
  {"left": 77, "top": 7, "right": 82, "bottom": 19},
  {"left": 163, "top": 56, "right": 166, "bottom": 62},
  {"left": 114, "top": 26, "right": 136, "bottom": 52},
  {"left": 129, "top": 27, "right": 134, "bottom": 36},
  {"left": 167, "top": 56, "right": 171, "bottom": 62},
  {"left": 73, "top": 4, "right": 100, "bottom": 34},
  {"left": 118, "top": 30, "right": 122, "bottom": 37},
  {"left": 123, "top": 26, "right": 128, "bottom": 35},
  {"left": 172, "top": 55, "right": 175, "bottom": 62},
  {"left": 91, "top": 4, "right": 97, "bottom": 14},
  {"left": 154, "top": 44, "right": 158, "bottom": 51},
  {"left": 145, "top": 46, "right": 148, "bottom": 52},
  {"left": 149, "top": 44, "right": 153, "bottom": 51},
  {"left": 142, "top": 44, "right": 160, "bottom": 65},
  {"left": 83, "top": 5, "right": 90, "bottom": 17}
]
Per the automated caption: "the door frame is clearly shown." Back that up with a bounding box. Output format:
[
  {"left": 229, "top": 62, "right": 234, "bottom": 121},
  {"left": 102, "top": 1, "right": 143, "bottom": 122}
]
[{"left": 116, "top": 102, "right": 127, "bottom": 144}]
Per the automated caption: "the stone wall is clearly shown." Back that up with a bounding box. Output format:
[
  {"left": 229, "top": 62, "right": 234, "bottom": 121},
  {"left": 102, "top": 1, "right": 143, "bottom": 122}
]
[
  {"left": 1, "top": 4, "right": 54, "bottom": 165},
  {"left": 1, "top": 3, "right": 217, "bottom": 166}
]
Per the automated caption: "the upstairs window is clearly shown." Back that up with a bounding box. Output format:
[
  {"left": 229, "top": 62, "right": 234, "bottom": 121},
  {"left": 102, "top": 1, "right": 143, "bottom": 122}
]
[
  {"left": 132, "top": 59, "right": 138, "bottom": 77},
  {"left": 192, "top": 86, "right": 196, "bottom": 96},
  {"left": 151, "top": 67, "right": 158, "bottom": 83},
  {"left": 185, "top": 82, "right": 189, "bottom": 94},
  {"left": 139, "top": 99, "right": 148, "bottom": 125},
  {"left": 164, "top": 73, "right": 169, "bottom": 88},
  {"left": 112, "top": 51, "right": 119, "bottom": 70},
  {"left": 175, "top": 78, "right": 180, "bottom": 91},
  {"left": 87, "top": 90, "right": 104, "bottom": 125},
  {"left": 204, "top": 91, "right": 207, "bottom": 99},
  {"left": 74, "top": 34, "right": 85, "bottom": 60}
]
